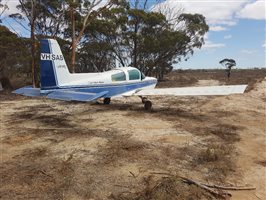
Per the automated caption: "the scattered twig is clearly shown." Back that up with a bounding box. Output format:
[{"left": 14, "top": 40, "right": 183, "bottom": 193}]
[
  {"left": 254, "top": 193, "right": 263, "bottom": 200},
  {"left": 114, "top": 184, "right": 131, "bottom": 188},
  {"left": 39, "top": 170, "right": 53, "bottom": 178},
  {"left": 149, "top": 172, "right": 172, "bottom": 176},
  {"left": 129, "top": 171, "right": 136, "bottom": 178}
]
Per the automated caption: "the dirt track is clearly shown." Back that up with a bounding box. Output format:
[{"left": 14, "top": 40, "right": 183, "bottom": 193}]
[{"left": 0, "top": 72, "right": 265, "bottom": 199}]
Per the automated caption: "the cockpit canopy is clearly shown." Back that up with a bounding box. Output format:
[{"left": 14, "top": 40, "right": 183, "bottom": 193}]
[{"left": 111, "top": 68, "right": 145, "bottom": 82}]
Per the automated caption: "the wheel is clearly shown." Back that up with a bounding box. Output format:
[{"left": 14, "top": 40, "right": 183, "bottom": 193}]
[
  {"left": 144, "top": 100, "right": 152, "bottom": 111},
  {"left": 142, "top": 97, "right": 148, "bottom": 104},
  {"left": 103, "top": 98, "right": 111, "bottom": 105}
]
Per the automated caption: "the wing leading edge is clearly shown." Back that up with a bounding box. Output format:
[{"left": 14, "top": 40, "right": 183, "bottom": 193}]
[{"left": 134, "top": 85, "right": 247, "bottom": 96}]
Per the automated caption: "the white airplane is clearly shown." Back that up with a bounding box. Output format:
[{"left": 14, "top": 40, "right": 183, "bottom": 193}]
[{"left": 13, "top": 39, "right": 247, "bottom": 110}]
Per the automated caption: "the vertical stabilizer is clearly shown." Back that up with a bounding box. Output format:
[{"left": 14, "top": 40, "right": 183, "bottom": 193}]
[{"left": 40, "top": 39, "right": 70, "bottom": 89}]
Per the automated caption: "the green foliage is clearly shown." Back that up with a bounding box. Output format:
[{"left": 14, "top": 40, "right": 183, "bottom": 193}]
[
  {"left": 6, "top": 0, "right": 209, "bottom": 81},
  {"left": 219, "top": 58, "right": 236, "bottom": 69},
  {"left": 10, "top": 0, "right": 66, "bottom": 37},
  {"left": 77, "top": 5, "right": 208, "bottom": 80},
  {"left": 0, "top": 25, "right": 31, "bottom": 78}
]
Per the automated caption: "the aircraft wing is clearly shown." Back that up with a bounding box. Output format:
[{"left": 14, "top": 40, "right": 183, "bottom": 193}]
[
  {"left": 13, "top": 86, "right": 108, "bottom": 102},
  {"left": 47, "top": 90, "right": 108, "bottom": 102},
  {"left": 134, "top": 85, "right": 247, "bottom": 96},
  {"left": 13, "top": 86, "right": 41, "bottom": 97}
]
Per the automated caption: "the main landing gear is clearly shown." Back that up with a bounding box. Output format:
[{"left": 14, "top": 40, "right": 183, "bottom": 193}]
[
  {"left": 103, "top": 97, "right": 111, "bottom": 105},
  {"left": 140, "top": 96, "right": 152, "bottom": 111}
]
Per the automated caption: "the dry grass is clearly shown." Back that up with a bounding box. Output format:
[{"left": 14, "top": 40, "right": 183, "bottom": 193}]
[
  {"left": 193, "top": 143, "right": 236, "bottom": 182},
  {"left": 256, "top": 160, "right": 266, "bottom": 167},
  {"left": 157, "top": 68, "right": 266, "bottom": 89},
  {"left": 1, "top": 69, "right": 265, "bottom": 199},
  {"left": 111, "top": 175, "right": 215, "bottom": 200}
]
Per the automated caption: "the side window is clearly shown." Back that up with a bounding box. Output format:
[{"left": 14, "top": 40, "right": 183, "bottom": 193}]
[
  {"left": 128, "top": 69, "right": 140, "bottom": 80},
  {"left": 111, "top": 72, "right": 126, "bottom": 82}
]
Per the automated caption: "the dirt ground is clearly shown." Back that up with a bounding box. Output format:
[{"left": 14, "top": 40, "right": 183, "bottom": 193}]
[{"left": 0, "top": 69, "right": 265, "bottom": 199}]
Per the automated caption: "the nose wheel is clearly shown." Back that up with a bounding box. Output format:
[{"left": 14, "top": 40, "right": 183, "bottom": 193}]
[{"left": 140, "top": 96, "right": 152, "bottom": 111}]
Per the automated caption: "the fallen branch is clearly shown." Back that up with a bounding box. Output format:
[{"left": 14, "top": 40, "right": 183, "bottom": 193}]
[
  {"left": 149, "top": 172, "right": 256, "bottom": 199},
  {"left": 179, "top": 176, "right": 231, "bottom": 199},
  {"left": 203, "top": 184, "right": 256, "bottom": 191}
]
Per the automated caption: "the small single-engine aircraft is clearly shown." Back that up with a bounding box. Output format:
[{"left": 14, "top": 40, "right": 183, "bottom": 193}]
[{"left": 13, "top": 39, "right": 247, "bottom": 110}]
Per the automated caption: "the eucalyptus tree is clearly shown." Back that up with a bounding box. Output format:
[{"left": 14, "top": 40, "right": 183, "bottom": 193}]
[
  {"left": 125, "top": 10, "right": 208, "bottom": 80},
  {"left": 77, "top": 0, "right": 130, "bottom": 72},
  {"left": 9, "top": 0, "right": 67, "bottom": 87},
  {"left": 78, "top": 2, "right": 208, "bottom": 80},
  {"left": 64, "top": 0, "right": 116, "bottom": 73},
  {"left": 0, "top": 25, "right": 30, "bottom": 81},
  {"left": 219, "top": 58, "right": 236, "bottom": 79}
]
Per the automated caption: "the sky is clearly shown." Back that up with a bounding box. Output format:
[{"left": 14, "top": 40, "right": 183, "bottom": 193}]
[
  {"left": 1, "top": 0, "right": 266, "bottom": 69},
  {"left": 152, "top": 0, "right": 266, "bottom": 69}
]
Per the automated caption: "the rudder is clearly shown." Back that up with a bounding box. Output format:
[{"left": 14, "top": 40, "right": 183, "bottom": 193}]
[{"left": 40, "top": 39, "right": 70, "bottom": 89}]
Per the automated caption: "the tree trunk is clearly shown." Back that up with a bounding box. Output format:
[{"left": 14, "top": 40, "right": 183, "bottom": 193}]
[
  {"left": 71, "top": 40, "right": 76, "bottom": 73},
  {"left": 31, "top": 27, "right": 36, "bottom": 87},
  {"left": 30, "top": 0, "right": 36, "bottom": 88},
  {"left": 70, "top": 5, "right": 76, "bottom": 73},
  {"left": 133, "top": 23, "right": 138, "bottom": 68}
]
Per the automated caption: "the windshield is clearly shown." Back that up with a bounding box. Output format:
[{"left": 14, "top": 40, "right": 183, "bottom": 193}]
[{"left": 141, "top": 72, "right": 145, "bottom": 80}]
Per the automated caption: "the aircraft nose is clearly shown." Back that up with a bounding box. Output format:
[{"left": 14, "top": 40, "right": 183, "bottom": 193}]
[{"left": 152, "top": 77, "right": 158, "bottom": 83}]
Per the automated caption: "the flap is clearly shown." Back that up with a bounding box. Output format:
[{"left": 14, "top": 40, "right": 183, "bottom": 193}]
[{"left": 47, "top": 90, "right": 108, "bottom": 102}]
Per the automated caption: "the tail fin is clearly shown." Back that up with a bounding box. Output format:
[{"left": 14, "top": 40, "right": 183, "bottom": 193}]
[{"left": 40, "top": 39, "right": 70, "bottom": 89}]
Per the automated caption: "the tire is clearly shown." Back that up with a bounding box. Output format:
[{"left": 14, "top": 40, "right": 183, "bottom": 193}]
[
  {"left": 144, "top": 100, "right": 152, "bottom": 111},
  {"left": 103, "top": 98, "right": 111, "bottom": 105}
]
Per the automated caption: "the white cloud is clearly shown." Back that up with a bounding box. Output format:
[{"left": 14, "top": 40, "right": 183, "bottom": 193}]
[
  {"left": 209, "top": 26, "right": 227, "bottom": 32},
  {"left": 202, "top": 41, "right": 226, "bottom": 50},
  {"left": 153, "top": 0, "right": 250, "bottom": 27},
  {"left": 237, "top": 1, "right": 266, "bottom": 20},
  {"left": 262, "top": 42, "right": 266, "bottom": 48},
  {"left": 2, "top": 0, "right": 20, "bottom": 16},
  {"left": 224, "top": 34, "right": 232, "bottom": 39},
  {"left": 241, "top": 49, "right": 257, "bottom": 54}
]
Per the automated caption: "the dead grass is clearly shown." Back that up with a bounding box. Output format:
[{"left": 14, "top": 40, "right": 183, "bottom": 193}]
[
  {"left": 96, "top": 134, "right": 150, "bottom": 165},
  {"left": 157, "top": 69, "right": 266, "bottom": 89},
  {"left": 111, "top": 175, "right": 215, "bottom": 200},
  {"left": 255, "top": 160, "right": 266, "bottom": 167},
  {"left": 1, "top": 69, "right": 265, "bottom": 199},
  {"left": 204, "top": 124, "right": 241, "bottom": 143},
  {"left": 194, "top": 143, "right": 236, "bottom": 182},
  {"left": 0, "top": 146, "right": 78, "bottom": 200}
]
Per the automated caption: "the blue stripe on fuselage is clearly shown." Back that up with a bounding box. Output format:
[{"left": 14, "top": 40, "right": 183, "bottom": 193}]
[{"left": 41, "top": 80, "right": 157, "bottom": 98}]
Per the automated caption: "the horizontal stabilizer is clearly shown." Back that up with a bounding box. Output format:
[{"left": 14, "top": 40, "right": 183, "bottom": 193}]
[
  {"left": 47, "top": 90, "right": 108, "bottom": 102},
  {"left": 134, "top": 85, "right": 248, "bottom": 96},
  {"left": 13, "top": 86, "right": 41, "bottom": 97}
]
